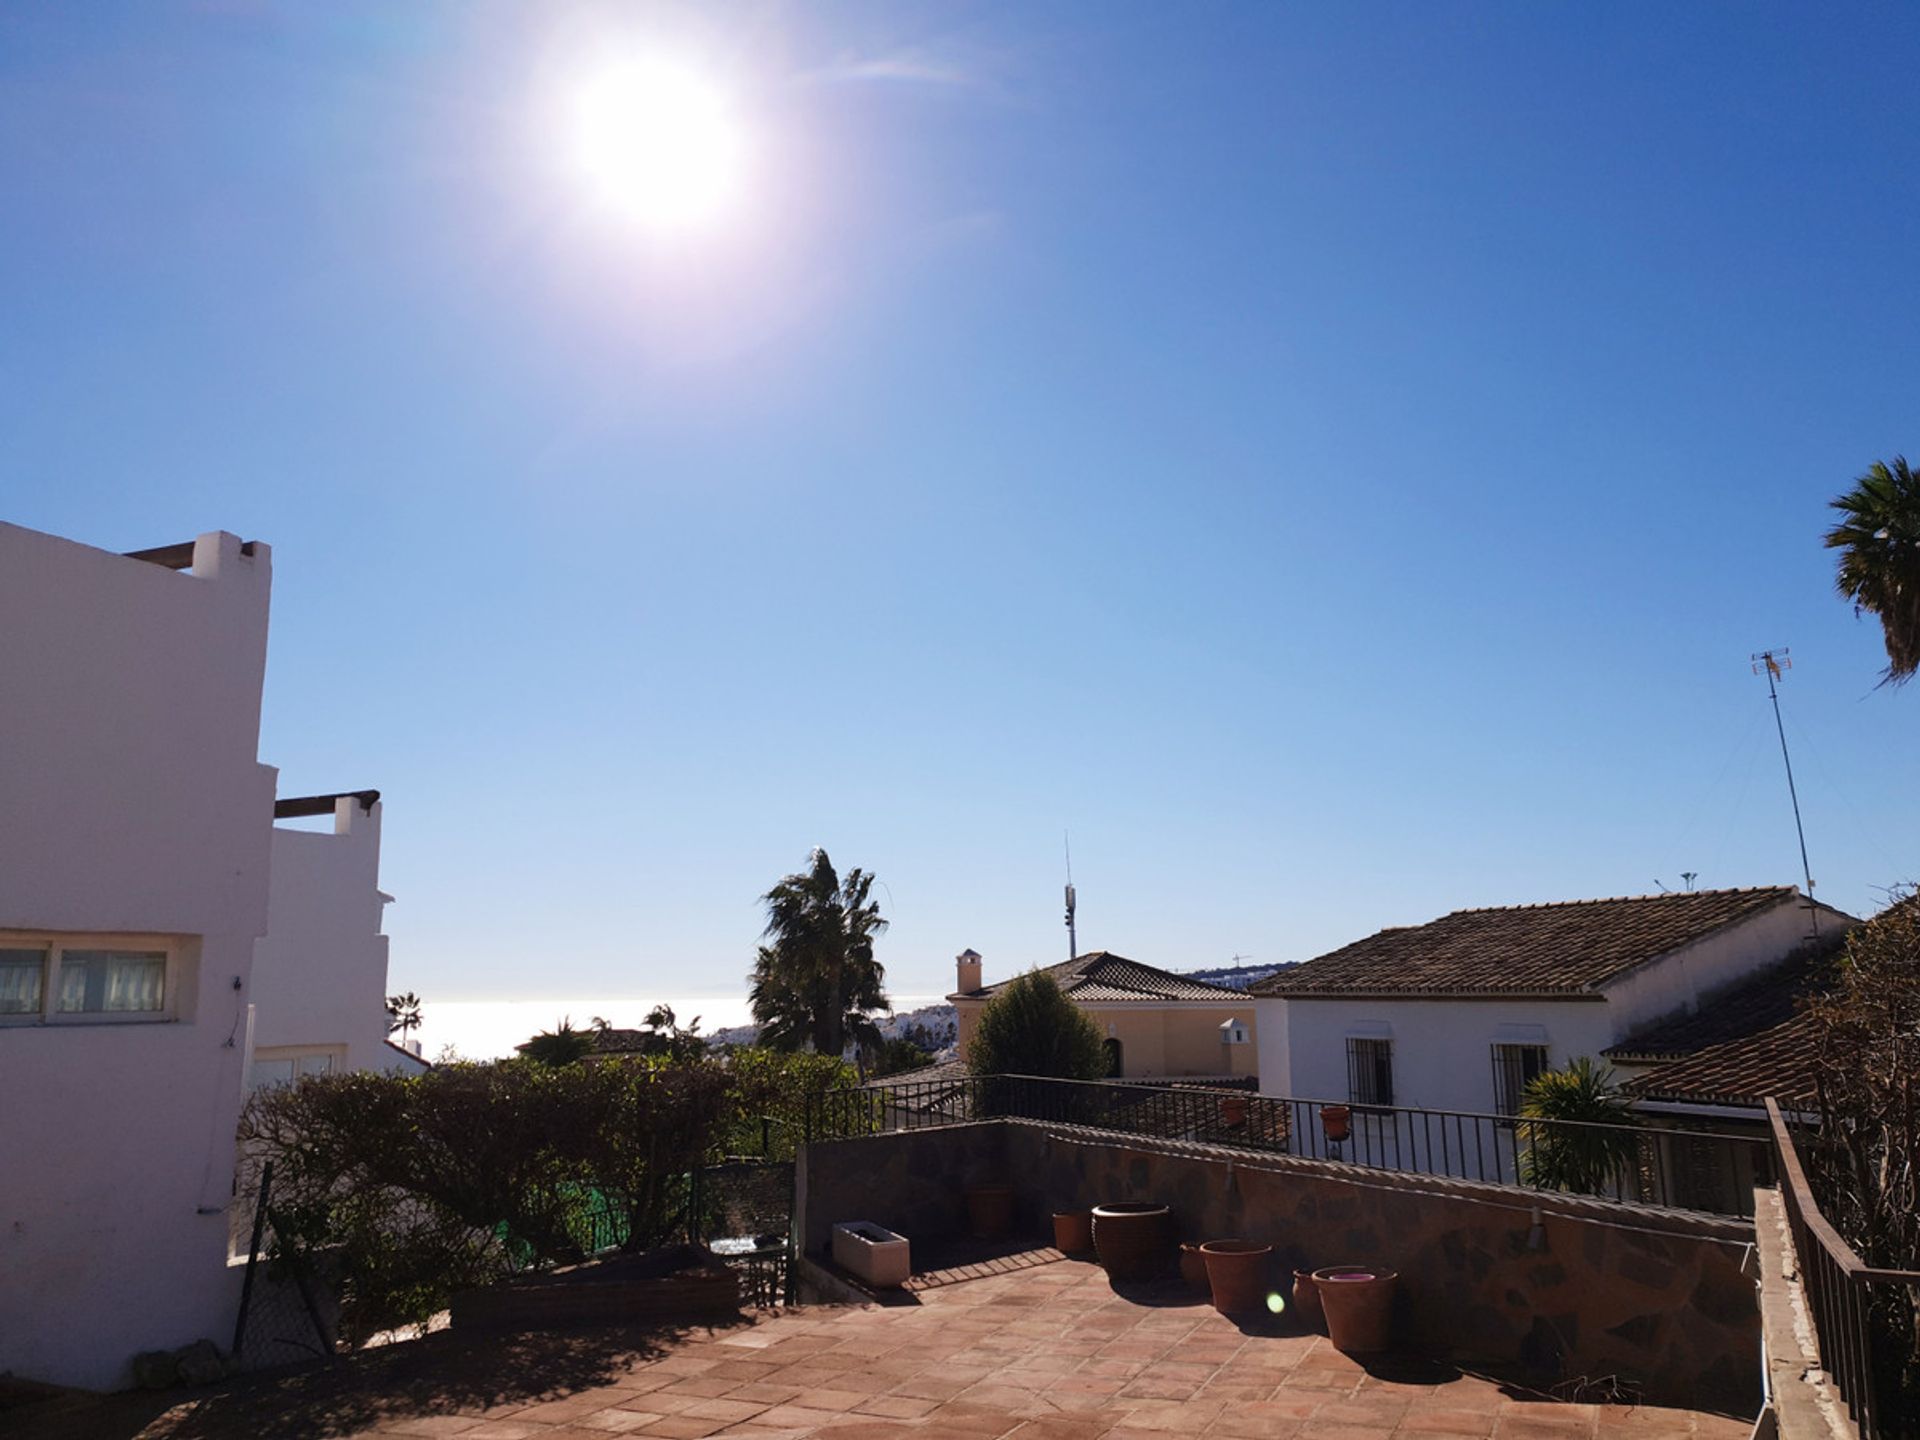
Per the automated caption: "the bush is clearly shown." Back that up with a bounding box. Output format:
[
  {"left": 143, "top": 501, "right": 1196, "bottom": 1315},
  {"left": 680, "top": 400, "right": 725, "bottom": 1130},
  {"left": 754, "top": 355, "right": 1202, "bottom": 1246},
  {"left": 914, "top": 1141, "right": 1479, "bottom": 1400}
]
[
  {"left": 1517, "top": 1058, "right": 1639, "bottom": 1195},
  {"left": 965, "top": 970, "right": 1106, "bottom": 1080}
]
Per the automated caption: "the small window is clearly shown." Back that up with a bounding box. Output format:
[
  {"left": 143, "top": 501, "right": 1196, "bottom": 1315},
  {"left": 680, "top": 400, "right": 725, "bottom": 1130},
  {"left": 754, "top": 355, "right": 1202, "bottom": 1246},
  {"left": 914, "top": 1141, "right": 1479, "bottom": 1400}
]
[
  {"left": 250, "top": 1051, "right": 336, "bottom": 1091},
  {"left": 0, "top": 937, "right": 173, "bottom": 1024},
  {"left": 1492, "top": 1043, "right": 1550, "bottom": 1116},
  {"left": 1346, "top": 1037, "right": 1394, "bottom": 1107}
]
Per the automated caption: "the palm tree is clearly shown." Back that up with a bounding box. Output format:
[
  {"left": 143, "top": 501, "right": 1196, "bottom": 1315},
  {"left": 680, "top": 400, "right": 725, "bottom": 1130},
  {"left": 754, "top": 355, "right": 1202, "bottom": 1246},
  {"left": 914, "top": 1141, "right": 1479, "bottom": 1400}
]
[
  {"left": 749, "top": 849, "right": 890, "bottom": 1059},
  {"left": 1825, "top": 455, "right": 1920, "bottom": 686},
  {"left": 385, "top": 992, "right": 423, "bottom": 1043},
  {"left": 1517, "top": 1058, "right": 1640, "bottom": 1196},
  {"left": 521, "top": 1018, "right": 593, "bottom": 1067}
]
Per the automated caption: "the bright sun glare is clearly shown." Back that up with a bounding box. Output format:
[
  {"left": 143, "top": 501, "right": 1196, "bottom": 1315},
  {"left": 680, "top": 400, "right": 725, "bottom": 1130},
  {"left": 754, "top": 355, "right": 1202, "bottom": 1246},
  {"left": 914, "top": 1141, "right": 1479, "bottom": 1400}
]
[{"left": 569, "top": 58, "right": 745, "bottom": 231}]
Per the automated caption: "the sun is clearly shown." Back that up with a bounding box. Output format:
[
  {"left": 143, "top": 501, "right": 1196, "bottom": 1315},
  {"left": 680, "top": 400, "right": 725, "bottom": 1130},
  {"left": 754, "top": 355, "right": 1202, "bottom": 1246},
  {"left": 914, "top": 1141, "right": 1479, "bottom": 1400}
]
[{"left": 567, "top": 58, "right": 745, "bottom": 232}]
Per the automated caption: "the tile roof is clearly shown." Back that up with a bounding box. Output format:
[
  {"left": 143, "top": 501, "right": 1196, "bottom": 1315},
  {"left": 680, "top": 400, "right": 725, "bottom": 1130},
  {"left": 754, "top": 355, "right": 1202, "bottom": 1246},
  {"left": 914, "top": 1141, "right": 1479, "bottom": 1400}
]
[
  {"left": 952, "top": 951, "right": 1244, "bottom": 1004},
  {"left": 1251, "top": 887, "right": 1803, "bottom": 999},
  {"left": 1614, "top": 933, "right": 1848, "bottom": 1108}
]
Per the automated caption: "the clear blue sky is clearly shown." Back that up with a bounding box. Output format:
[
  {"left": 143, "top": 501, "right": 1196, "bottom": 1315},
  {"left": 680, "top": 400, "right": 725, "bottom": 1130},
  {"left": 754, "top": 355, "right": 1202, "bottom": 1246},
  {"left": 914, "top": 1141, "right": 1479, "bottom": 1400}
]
[{"left": 4, "top": 3, "right": 1916, "bottom": 1004}]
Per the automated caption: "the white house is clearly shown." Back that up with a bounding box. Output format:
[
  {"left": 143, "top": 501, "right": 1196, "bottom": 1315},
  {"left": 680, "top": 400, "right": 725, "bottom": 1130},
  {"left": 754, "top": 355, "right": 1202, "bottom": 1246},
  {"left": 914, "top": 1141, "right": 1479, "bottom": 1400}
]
[
  {"left": 0, "top": 525, "right": 277, "bottom": 1391},
  {"left": 0, "top": 522, "right": 424, "bottom": 1391},
  {"left": 1249, "top": 887, "right": 1854, "bottom": 1189},
  {"left": 248, "top": 789, "right": 427, "bottom": 1088}
]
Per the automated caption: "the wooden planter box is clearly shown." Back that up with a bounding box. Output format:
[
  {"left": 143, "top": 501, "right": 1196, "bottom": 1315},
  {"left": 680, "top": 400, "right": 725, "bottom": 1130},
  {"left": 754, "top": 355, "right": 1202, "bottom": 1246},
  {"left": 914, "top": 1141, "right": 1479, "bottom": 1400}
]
[
  {"left": 451, "top": 1245, "right": 739, "bottom": 1332},
  {"left": 831, "top": 1221, "right": 911, "bottom": 1289}
]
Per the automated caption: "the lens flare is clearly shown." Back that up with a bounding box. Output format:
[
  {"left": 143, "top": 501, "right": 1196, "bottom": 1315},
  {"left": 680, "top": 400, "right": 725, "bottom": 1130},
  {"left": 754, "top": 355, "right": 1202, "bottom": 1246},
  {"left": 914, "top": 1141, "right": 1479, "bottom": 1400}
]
[{"left": 568, "top": 57, "right": 745, "bottom": 231}]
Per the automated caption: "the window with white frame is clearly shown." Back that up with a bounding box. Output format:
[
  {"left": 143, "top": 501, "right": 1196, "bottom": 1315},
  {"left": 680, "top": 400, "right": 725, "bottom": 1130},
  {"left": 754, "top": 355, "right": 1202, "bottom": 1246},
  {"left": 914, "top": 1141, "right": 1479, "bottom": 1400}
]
[
  {"left": 249, "top": 1051, "right": 336, "bottom": 1091},
  {"left": 0, "top": 937, "right": 175, "bottom": 1023}
]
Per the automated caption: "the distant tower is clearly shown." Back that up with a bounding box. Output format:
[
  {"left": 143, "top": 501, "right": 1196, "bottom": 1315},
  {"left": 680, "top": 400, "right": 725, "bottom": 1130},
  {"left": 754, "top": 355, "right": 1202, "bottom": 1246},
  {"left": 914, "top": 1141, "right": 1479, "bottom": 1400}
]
[
  {"left": 1064, "top": 832, "right": 1079, "bottom": 961},
  {"left": 955, "top": 948, "right": 982, "bottom": 995}
]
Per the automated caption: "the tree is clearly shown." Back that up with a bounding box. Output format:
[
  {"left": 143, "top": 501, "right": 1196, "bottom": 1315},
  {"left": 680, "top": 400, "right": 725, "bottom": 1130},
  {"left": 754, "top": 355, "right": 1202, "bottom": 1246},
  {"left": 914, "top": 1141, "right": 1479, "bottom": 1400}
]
[
  {"left": 964, "top": 970, "right": 1106, "bottom": 1080},
  {"left": 1825, "top": 455, "right": 1920, "bottom": 686},
  {"left": 637, "top": 1004, "right": 707, "bottom": 1062},
  {"left": 1517, "top": 1058, "right": 1640, "bottom": 1196},
  {"left": 869, "top": 1034, "right": 934, "bottom": 1079},
  {"left": 385, "top": 992, "right": 423, "bottom": 1043},
  {"left": 520, "top": 1018, "right": 593, "bottom": 1067},
  {"left": 748, "top": 848, "right": 890, "bottom": 1058}
]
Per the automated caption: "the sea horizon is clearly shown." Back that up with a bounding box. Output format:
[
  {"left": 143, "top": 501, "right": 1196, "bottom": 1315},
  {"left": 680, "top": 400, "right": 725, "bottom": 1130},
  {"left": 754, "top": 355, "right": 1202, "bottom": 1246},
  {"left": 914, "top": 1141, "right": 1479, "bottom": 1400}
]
[{"left": 408, "top": 993, "right": 951, "bottom": 1062}]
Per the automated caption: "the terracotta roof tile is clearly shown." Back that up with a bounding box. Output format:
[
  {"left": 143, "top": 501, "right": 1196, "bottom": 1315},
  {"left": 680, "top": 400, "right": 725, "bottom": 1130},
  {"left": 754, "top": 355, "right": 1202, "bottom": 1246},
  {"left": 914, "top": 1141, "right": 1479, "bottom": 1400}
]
[
  {"left": 955, "top": 951, "right": 1242, "bottom": 1004},
  {"left": 1251, "top": 887, "right": 1803, "bottom": 999}
]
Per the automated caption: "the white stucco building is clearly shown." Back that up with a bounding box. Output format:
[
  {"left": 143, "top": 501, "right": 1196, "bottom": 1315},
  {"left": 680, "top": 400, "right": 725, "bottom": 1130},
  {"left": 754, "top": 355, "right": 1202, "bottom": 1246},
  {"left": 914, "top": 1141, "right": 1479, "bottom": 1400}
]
[
  {"left": 249, "top": 789, "right": 425, "bottom": 1087},
  {"left": 0, "top": 522, "right": 422, "bottom": 1391},
  {"left": 1249, "top": 887, "right": 1854, "bottom": 1198}
]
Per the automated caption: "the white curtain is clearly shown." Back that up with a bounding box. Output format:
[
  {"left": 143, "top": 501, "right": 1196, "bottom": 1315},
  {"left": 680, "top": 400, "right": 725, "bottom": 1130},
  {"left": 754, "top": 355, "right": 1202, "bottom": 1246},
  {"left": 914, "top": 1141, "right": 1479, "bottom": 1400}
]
[{"left": 0, "top": 950, "right": 44, "bottom": 1014}]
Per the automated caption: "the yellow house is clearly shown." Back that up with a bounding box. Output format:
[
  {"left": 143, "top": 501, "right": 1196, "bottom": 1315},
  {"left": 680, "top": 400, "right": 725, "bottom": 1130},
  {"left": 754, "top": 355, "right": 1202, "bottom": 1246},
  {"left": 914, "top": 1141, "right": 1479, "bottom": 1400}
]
[{"left": 948, "top": 949, "right": 1258, "bottom": 1082}]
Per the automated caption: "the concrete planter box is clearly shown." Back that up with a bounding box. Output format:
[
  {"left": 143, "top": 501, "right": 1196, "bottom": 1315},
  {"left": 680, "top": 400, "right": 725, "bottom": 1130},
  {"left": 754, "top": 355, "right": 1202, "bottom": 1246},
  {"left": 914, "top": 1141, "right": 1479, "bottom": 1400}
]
[
  {"left": 450, "top": 1245, "right": 738, "bottom": 1333},
  {"left": 832, "top": 1221, "right": 911, "bottom": 1289}
]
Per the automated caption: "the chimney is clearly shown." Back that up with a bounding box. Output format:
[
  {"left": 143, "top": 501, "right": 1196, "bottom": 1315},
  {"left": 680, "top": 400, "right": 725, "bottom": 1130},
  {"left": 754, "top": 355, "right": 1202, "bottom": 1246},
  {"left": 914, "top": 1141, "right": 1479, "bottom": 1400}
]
[{"left": 955, "top": 949, "right": 983, "bottom": 995}]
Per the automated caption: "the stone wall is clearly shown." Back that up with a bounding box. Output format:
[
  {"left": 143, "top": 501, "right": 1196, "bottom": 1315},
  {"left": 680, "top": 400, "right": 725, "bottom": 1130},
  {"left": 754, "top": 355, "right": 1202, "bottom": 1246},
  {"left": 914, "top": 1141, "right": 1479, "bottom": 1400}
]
[{"left": 798, "top": 1120, "right": 1760, "bottom": 1416}]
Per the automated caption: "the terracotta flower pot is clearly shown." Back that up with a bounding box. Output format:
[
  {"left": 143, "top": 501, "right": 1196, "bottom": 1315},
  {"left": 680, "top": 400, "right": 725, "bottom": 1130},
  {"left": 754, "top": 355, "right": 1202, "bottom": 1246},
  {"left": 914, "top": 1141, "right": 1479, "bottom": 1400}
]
[
  {"left": 965, "top": 1185, "right": 1014, "bottom": 1240},
  {"left": 1178, "top": 1243, "right": 1210, "bottom": 1293},
  {"left": 1091, "top": 1203, "right": 1170, "bottom": 1282},
  {"left": 1313, "top": 1267, "right": 1397, "bottom": 1353},
  {"left": 1292, "top": 1269, "right": 1324, "bottom": 1331},
  {"left": 1052, "top": 1210, "right": 1093, "bottom": 1255},
  {"left": 1320, "top": 1104, "right": 1352, "bottom": 1143},
  {"left": 1201, "top": 1240, "right": 1273, "bottom": 1315}
]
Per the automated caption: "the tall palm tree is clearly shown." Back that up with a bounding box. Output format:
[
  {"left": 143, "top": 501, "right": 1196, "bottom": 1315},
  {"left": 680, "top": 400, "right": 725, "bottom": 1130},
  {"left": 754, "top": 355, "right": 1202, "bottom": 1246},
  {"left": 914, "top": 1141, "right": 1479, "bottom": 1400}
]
[
  {"left": 749, "top": 849, "right": 890, "bottom": 1058},
  {"left": 1826, "top": 455, "right": 1920, "bottom": 686}
]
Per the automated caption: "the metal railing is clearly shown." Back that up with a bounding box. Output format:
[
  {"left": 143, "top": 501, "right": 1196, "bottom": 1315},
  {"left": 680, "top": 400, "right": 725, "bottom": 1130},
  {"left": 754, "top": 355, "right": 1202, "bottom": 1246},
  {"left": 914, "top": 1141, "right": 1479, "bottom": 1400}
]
[
  {"left": 1766, "top": 1099, "right": 1920, "bottom": 1438},
  {"left": 805, "top": 1073, "right": 1770, "bottom": 1217}
]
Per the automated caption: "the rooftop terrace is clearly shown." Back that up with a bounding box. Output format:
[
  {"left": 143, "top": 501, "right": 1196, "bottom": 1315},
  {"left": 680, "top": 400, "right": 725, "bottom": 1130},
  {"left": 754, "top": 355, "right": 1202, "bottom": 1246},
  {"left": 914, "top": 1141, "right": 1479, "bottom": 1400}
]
[{"left": 16, "top": 1255, "right": 1749, "bottom": 1440}]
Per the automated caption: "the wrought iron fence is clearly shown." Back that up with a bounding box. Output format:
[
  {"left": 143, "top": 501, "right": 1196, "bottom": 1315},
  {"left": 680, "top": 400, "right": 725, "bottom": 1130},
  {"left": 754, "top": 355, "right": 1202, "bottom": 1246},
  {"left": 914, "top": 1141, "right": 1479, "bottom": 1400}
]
[
  {"left": 807, "top": 1073, "right": 1769, "bottom": 1217},
  {"left": 1766, "top": 1099, "right": 1920, "bottom": 1439}
]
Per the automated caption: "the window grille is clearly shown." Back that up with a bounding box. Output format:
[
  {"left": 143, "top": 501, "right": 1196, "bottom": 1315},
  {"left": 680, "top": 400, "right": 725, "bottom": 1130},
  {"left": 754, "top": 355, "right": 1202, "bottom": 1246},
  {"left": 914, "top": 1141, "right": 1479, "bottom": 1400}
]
[
  {"left": 1491, "top": 1043, "right": 1549, "bottom": 1116},
  {"left": 1346, "top": 1037, "right": 1393, "bottom": 1106}
]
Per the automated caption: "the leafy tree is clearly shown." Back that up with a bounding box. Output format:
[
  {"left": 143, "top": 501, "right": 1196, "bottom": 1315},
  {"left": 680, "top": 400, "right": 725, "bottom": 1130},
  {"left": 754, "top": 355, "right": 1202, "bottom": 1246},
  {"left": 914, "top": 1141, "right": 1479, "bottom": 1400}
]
[
  {"left": 637, "top": 1004, "right": 707, "bottom": 1061},
  {"left": 1517, "top": 1058, "right": 1640, "bottom": 1195},
  {"left": 869, "top": 1034, "right": 934, "bottom": 1078},
  {"left": 385, "top": 991, "right": 423, "bottom": 1042},
  {"left": 964, "top": 970, "right": 1106, "bottom": 1080},
  {"left": 1825, "top": 455, "right": 1920, "bottom": 686},
  {"left": 520, "top": 1017, "right": 593, "bottom": 1067},
  {"left": 749, "top": 848, "right": 890, "bottom": 1057}
]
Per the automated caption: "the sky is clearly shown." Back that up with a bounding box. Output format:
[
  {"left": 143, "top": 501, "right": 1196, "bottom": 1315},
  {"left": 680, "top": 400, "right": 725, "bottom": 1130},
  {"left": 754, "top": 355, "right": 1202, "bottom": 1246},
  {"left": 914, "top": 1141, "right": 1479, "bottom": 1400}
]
[{"left": 3, "top": 3, "right": 1917, "bottom": 1008}]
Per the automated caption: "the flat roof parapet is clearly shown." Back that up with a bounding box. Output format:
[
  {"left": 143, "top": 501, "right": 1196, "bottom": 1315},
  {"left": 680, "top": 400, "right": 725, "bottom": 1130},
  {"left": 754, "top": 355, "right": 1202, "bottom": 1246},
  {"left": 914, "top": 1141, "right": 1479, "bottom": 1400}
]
[{"left": 274, "top": 790, "right": 380, "bottom": 819}]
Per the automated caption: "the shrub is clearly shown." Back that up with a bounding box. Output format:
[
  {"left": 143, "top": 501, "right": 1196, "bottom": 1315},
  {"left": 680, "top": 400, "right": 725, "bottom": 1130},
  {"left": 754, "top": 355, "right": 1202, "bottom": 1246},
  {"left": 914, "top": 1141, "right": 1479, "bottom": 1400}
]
[
  {"left": 965, "top": 970, "right": 1106, "bottom": 1080},
  {"left": 1517, "top": 1057, "right": 1639, "bottom": 1195}
]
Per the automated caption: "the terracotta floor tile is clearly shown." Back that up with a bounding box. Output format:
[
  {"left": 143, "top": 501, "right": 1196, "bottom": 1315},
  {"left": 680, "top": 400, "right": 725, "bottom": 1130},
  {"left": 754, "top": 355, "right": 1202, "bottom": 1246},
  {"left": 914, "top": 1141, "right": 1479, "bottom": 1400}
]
[{"left": 635, "top": 1418, "right": 730, "bottom": 1440}]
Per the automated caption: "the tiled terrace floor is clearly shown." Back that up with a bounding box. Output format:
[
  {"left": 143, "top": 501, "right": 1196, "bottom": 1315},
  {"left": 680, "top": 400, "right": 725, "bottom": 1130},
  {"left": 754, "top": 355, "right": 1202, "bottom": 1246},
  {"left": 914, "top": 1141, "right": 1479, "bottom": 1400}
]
[{"left": 20, "top": 1258, "right": 1751, "bottom": 1440}]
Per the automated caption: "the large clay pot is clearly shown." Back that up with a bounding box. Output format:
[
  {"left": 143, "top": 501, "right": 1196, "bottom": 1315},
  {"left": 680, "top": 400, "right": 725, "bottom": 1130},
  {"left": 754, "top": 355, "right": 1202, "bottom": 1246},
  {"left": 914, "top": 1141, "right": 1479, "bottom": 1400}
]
[
  {"left": 1201, "top": 1241, "right": 1273, "bottom": 1315},
  {"left": 1292, "top": 1270, "right": 1324, "bottom": 1331},
  {"left": 1178, "top": 1243, "right": 1210, "bottom": 1293},
  {"left": 1091, "top": 1203, "right": 1170, "bottom": 1281},
  {"left": 1313, "top": 1266, "right": 1397, "bottom": 1353},
  {"left": 1320, "top": 1104, "right": 1352, "bottom": 1144},
  {"left": 1052, "top": 1210, "right": 1093, "bottom": 1254},
  {"left": 1219, "top": 1095, "right": 1249, "bottom": 1128},
  {"left": 965, "top": 1185, "right": 1015, "bottom": 1240}
]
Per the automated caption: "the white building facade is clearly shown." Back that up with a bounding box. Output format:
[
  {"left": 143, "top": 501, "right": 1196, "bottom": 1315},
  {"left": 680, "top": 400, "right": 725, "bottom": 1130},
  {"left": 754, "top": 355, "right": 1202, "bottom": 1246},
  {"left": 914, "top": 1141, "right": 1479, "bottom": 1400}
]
[{"left": 0, "top": 526, "right": 277, "bottom": 1391}]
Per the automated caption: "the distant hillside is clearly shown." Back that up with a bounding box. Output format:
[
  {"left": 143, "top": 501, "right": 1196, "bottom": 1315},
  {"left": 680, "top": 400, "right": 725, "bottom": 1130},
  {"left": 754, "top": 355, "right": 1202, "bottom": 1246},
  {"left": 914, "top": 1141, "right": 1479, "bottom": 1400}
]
[
  {"left": 708, "top": 1002, "right": 957, "bottom": 1056},
  {"left": 1180, "top": 961, "right": 1297, "bottom": 991}
]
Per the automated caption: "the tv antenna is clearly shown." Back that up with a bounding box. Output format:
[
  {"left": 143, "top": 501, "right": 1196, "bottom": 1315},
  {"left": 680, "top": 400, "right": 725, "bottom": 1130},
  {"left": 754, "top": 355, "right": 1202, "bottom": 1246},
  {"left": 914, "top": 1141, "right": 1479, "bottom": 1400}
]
[
  {"left": 1751, "top": 649, "right": 1818, "bottom": 935},
  {"left": 1064, "top": 832, "right": 1078, "bottom": 962}
]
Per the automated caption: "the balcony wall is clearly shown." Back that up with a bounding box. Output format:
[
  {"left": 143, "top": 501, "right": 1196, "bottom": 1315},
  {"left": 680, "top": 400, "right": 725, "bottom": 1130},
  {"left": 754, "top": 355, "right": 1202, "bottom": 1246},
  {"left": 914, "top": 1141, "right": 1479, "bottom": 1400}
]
[{"left": 797, "top": 1119, "right": 1760, "bottom": 1416}]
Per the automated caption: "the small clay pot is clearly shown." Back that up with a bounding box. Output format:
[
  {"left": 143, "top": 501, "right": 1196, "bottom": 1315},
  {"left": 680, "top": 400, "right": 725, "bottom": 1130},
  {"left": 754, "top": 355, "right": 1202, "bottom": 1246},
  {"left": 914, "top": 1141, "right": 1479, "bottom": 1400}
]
[
  {"left": 1178, "top": 1243, "right": 1210, "bottom": 1293},
  {"left": 1052, "top": 1210, "right": 1093, "bottom": 1254},
  {"left": 1091, "top": 1203, "right": 1170, "bottom": 1282},
  {"left": 1320, "top": 1104, "right": 1352, "bottom": 1143},
  {"left": 1313, "top": 1266, "right": 1398, "bottom": 1354},
  {"left": 1201, "top": 1240, "right": 1273, "bottom": 1315},
  {"left": 965, "top": 1185, "right": 1014, "bottom": 1240},
  {"left": 1292, "top": 1269, "right": 1324, "bottom": 1330},
  {"left": 1219, "top": 1095, "right": 1249, "bottom": 1127}
]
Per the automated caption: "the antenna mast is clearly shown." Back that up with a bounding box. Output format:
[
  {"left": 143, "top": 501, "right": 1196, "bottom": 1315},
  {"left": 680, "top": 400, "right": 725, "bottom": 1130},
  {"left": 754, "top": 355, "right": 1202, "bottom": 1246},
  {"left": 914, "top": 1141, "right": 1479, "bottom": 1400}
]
[
  {"left": 1064, "top": 833, "right": 1078, "bottom": 962},
  {"left": 1751, "top": 648, "right": 1819, "bottom": 935}
]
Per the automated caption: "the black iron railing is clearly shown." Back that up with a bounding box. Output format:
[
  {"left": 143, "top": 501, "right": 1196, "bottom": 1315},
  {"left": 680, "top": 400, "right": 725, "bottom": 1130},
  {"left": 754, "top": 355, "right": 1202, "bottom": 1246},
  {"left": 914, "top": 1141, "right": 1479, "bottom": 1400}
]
[
  {"left": 1766, "top": 1099, "right": 1920, "bottom": 1439},
  {"left": 805, "top": 1073, "right": 1770, "bottom": 1217}
]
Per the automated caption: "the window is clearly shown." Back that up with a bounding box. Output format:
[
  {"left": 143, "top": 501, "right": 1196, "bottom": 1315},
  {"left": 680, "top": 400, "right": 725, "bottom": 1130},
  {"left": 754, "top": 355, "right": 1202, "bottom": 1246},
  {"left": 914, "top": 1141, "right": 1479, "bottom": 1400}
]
[
  {"left": 1492, "top": 1043, "right": 1549, "bottom": 1116},
  {"left": 1346, "top": 1037, "right": 1394, "bottom": 1106},
  {"left": 0, "top": 936, "right": 175, "bottom": 1023},
  {"left": 249, "top": 1052, "right": 335, "bottom": 1091}
]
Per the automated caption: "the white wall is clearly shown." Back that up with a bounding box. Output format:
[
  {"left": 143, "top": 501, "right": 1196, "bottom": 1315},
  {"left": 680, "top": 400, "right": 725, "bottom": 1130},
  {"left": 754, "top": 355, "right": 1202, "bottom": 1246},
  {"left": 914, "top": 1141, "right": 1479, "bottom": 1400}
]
[
  {"left": 249, "top": 798, "right": 410, "bottom": 1077},
  {"left": 1257, "top": 894, "right": 1837, "bottom": 1121},
  {"left": 0, "top": 525, "right": 276, "bottom": 1391}
]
